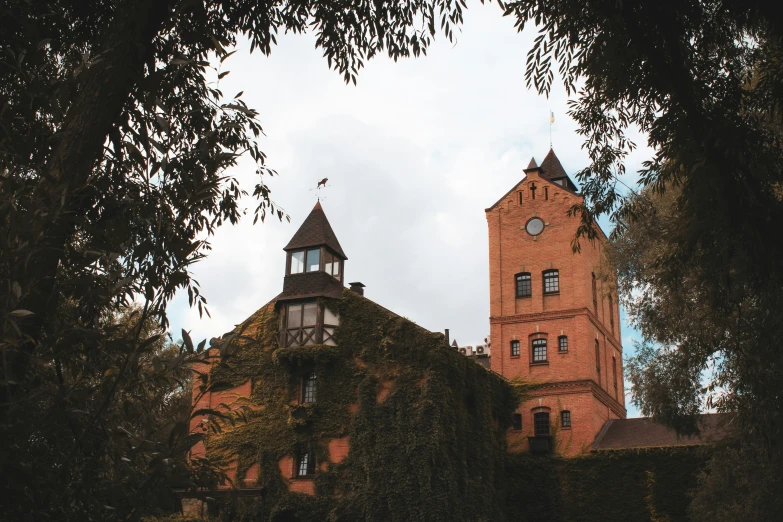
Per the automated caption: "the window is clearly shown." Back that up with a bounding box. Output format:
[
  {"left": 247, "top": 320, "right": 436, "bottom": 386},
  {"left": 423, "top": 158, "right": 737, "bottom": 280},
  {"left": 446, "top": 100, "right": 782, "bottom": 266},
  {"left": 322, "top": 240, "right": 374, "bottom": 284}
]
[
  {"left": 291, "top": 251, "right": 305, "bottom": 274},
  {"left": 284, "top": 302, "right": 341, "bottom": 347},
  {"left": 296, "top": 450, "right": 316, "bottom": 477},
  {"left": 512, "top": 413, "right": 523, "bottom": 431},
  {"left": 305, "top": 248, "right": 320, "bottom": 272},
  {"left": 533, "top": 411, "right": 550, "bottom": 436},
  {"left": 510, "top": 340, "right": 520, "bottom": 357},
  {"left": 595, "top": 340, "right": 601, "bottom": 374},
  {"left": 608, "top": 294, "right": 614, "bottom": 332},
  {"left": 291, "top": 248, "right": 322, "bottom": 275},
  {"left": 543, "top": 270, "right": 559, "bottom": 294},
  {"left": 591, "top": 273, "right": 597, "bottom": 310},
  {"left": 515, "top": 273, "right": 532, "bottom": 298},
  {"left": 518, "top": 191, "right": 523, "bottom": 205},
  {"left": 323, "top": 306, "right": 339, "bottom": 346},
  {"left": 285, "top": 302, "right": 318, "bottom": 347},
  {"left": 532, "top": 338, "right": 547, "bottom": 362},
  {"left": 612, "top": 356, "right": 618, "bottom": 390},
  {"left": 558, "top": 335, "right": 568, "bottom": 352},
  {"left": 544, "top": 186, "right": 549, "bottom": 200},
  {"left": 324, "top": 250, "right": 341, "bottom": 279},
  {"left": 301, "top": 372, "right": 317, "bottom": 403},
  {"left": 561, "top": 410, "right": 571, "bottom": 429}
]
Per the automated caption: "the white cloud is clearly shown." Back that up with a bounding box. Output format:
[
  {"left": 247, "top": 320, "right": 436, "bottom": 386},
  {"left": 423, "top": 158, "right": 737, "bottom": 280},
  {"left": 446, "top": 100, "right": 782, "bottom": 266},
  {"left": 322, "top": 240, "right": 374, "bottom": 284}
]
[{"left": 168, "top": 5, "right": 652, "bottom": 417}]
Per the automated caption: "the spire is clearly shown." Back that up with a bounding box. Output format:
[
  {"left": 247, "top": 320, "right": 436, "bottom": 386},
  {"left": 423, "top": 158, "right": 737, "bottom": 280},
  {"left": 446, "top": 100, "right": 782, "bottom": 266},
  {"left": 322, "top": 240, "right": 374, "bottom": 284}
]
[
  {"left": 527, "top": 157, "right": 538, "bottom": 169},
  {"left": 284, "top": 201, "right": 347, "bottom": 259},
  {"left": 539, "top": 148, "right": 579, "bottom": 192},
  {"left": 539, "top": 148, "right": 567, "bottom": 181}
]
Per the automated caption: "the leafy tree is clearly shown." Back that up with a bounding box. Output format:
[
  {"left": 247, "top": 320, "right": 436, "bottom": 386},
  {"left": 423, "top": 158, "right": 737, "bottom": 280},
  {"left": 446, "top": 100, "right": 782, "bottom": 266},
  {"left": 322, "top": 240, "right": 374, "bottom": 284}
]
[
  {"left": 503, "top": 0, "right": 783, "bottom": 445},
  {"left": 0, "top": 0, "right": 486, "bottom": 519},
  {"left": 609, "top": 186, "right": 783, "bottom": 519}
]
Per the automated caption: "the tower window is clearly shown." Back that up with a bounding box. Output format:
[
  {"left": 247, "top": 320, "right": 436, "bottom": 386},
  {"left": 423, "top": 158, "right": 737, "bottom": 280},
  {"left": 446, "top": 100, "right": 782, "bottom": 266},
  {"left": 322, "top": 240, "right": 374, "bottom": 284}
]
[
  {"left": 305, "top": 248, "right": 320, "bottom": 272},
  {"left": 543, "top": 270, "right": 560, "bottom": 294},
  {"left": 613, "top": 356, "right": 618, "bottom": 390},
  {"left": 510, "top": 340, "right": 520, "bottom": 357},
  {"left": 558, "top": 335, "right": 568, "bottom": 352},
  {"left": 301, "top": 372, "right": 317, "bottom": 404},
  {"left": 532, "top": 338, "right": 547, "bottom": 362},
  {"left": 290, "top": 248, "right": 322, "bottom": 275},
  {"left": 296, "top": 450, "right": 316, "bottom": 477},
  {"left": 533, "top": 411, "right": 550, "bottom": 436},
  {"left": 324, "top": 250, "right": 341, "bottom": 279},
  {"left": 291, "top": 251, "right": 305, "bottom": 274},
  {"left": 515, "top": 273, "right": 532, "bottom": 298},
  {"left": 518, "top": 191, "right": 523, "bottom": 205},
  {"left": 561, "top": 410, "right": 571, "bottom": 429},
  {"left": 595, "top": 340, "right": 601, "bottom": 374},
  {"left": 512, "top": 414, "right": 523, "bottom": 431},
  {"left": 608, "top": 294, "right": 615, "bottom": 332},
  {"left": 544, "top": 186, "right": 549, "bottom": 200}
]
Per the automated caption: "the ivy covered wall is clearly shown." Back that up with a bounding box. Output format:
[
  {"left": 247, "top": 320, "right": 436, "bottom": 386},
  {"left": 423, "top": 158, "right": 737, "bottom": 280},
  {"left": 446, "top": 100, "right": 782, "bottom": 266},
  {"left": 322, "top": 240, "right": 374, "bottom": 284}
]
[
  {"left": 200, "top": 289, "right": 520, "bottom": 522},
  {"left": 195, "top": 289, "right": 710, "bottom": 522},
  {"left": 505, "top": 447, "right": 711, "bottom": 522}
]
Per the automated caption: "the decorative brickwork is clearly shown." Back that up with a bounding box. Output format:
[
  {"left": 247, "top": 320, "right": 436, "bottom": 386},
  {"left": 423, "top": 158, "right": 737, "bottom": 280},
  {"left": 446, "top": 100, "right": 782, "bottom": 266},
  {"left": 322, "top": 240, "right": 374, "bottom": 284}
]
[{"left": 486, "top": 149, "right": 626, "bottom": 455}]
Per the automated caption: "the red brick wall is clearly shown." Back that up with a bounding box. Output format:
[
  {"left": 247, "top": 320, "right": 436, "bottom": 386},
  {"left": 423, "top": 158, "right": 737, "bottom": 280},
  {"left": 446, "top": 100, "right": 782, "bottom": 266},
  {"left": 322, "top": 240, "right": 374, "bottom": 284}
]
[{"left": 486, "top": 168, "right": 625, "bottom": 455}]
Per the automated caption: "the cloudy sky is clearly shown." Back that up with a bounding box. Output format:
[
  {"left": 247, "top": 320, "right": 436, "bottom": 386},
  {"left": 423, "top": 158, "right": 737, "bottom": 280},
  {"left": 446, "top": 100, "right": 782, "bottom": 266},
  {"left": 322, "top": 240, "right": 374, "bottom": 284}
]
[{"left": 167, "top": 4, "right": 651, "bottom": 416}]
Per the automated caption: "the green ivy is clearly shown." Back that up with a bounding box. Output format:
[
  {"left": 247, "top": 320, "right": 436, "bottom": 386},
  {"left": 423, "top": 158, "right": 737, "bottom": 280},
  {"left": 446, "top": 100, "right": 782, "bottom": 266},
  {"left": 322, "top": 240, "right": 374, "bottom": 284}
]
[{"left": 200, "top": 290, "right": 520, "bottom": 522}]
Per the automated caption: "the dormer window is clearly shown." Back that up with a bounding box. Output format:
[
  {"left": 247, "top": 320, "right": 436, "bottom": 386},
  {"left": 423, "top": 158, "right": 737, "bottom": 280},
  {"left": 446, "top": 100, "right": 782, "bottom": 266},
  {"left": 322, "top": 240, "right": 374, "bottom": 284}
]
[{"left": 283, "top": 302, "right": 341, "bottom": 347}]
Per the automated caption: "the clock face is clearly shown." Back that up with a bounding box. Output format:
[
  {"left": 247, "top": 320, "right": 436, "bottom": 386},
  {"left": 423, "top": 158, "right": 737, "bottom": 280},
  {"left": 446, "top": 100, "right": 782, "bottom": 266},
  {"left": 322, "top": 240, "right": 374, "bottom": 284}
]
[{"left": 525, "top": 217, "right": 545, "bottom": 236}]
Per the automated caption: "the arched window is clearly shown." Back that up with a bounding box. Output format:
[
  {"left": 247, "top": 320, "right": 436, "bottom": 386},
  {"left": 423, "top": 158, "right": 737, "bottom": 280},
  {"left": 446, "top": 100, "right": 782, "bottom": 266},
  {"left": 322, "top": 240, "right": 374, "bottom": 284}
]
[
  {"left": 532, "top": 338, "right": 547, "bottom": 362},
  {"left": 543, "top": 269, "right": 559, "bottom": 294},
  {"left": 295, "top": 449, "right": 316, "bottom": 477},
  {"left": 515, "top": 272, "right": 532, "bottom": 298},
  {"left": 560, "top": 410, "right": 571, "bottom": 429},
  {"left": 533, "top": 409, "right": 550, "bottom": 436}
]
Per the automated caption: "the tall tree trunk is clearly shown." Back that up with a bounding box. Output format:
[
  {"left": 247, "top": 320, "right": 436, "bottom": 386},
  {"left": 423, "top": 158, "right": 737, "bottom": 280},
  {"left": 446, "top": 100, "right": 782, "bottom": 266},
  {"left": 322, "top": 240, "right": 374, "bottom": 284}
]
[{"left": 4, "top": 0, "right": 172, "bottom": 401}]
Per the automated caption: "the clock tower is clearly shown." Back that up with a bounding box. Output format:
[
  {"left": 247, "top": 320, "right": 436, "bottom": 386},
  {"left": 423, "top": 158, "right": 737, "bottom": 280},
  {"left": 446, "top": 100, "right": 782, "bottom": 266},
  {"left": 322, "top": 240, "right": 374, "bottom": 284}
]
[{"left": 486, "top": 149, "right": 626, "bottom": 455}]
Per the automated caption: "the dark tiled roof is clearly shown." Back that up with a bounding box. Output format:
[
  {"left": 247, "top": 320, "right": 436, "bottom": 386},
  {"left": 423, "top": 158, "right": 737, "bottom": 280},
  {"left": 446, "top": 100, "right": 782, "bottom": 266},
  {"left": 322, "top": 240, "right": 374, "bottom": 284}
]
[
  {"left": 527, "top": 157, "right": 538, "bottom": 169},
  {"left": 277, "top": 271, "right": 345, "bottom": 302},
  {"left": 539, "top": 148, "right": 579, "bottom": 193},
  {"left": 284, "top": 201, "right": 347, "bottom": 259},
  {"left": 592, "top": 413, "right": 735, "bottom": 451}
]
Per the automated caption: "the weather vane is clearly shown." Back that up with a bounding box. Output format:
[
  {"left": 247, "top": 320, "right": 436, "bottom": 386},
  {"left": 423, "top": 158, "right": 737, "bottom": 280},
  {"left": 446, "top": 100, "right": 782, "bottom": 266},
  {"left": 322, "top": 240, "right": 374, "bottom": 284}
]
[{"left": 316, "top": 177, "right": 328, "bottom": 201}]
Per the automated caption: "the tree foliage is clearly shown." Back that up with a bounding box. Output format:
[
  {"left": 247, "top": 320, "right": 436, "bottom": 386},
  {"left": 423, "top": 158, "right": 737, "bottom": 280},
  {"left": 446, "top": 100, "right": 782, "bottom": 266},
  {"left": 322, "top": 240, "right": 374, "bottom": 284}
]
[
  {"left": 0, "top": 0, "right": 495, "bottom": 519},
  {"left": 504, "top": 0, "right": 783, "bottom": 441}
]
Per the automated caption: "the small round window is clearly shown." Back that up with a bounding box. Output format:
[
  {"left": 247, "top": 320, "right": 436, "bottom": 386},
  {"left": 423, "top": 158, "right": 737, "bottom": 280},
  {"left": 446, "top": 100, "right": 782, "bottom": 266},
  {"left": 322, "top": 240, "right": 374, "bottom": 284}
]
[{"left": 525, "top": 217, "right": 545, "bottom": 236}]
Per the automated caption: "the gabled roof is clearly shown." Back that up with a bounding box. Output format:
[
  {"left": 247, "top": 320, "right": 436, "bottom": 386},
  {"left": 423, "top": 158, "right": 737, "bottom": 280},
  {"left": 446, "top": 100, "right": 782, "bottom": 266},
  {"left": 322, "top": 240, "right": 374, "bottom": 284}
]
[
  {"left": 592, "top": 413, "right": 735, "bottom": 451},
  {"left": 485, "top": 149, "right": 579, "bottom": 211},
  {"left": 284, "top": 201, "right": 347, "bottom": 259}
]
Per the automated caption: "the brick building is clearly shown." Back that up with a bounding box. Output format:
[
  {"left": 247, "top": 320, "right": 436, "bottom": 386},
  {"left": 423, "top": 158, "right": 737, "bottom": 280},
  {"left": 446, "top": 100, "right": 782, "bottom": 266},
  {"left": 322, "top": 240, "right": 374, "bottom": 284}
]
[{"left": 485, "top": 148, "right": 626, "bottom": 456}]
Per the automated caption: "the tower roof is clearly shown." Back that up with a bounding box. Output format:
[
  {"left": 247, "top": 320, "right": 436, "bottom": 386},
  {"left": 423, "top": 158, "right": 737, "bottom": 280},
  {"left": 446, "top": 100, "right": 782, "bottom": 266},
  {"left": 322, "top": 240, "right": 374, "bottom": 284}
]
[
  {"left": 284, "top": 201, "right": 347, "bottom": 259},
  {"left": 527, "top": 157, "right": 538, "bottom": 169},
  {"left": 539, "top": 148, "right": 578, "bottom": 192}
]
